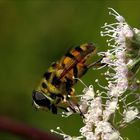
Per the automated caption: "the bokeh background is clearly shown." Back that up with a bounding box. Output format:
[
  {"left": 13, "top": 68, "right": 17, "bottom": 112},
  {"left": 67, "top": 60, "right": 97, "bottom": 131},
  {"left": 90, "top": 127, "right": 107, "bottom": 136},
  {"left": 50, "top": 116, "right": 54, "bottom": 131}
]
[{"left": 0, "top": 0, "right": 140, "bottom": 140}]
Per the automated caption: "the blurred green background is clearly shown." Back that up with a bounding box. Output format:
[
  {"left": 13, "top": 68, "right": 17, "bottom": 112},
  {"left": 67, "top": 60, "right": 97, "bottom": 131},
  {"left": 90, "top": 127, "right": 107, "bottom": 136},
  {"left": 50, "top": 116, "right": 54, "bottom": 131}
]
[{"left": 0, "top": 0, "right": 140, "bottom": 140}]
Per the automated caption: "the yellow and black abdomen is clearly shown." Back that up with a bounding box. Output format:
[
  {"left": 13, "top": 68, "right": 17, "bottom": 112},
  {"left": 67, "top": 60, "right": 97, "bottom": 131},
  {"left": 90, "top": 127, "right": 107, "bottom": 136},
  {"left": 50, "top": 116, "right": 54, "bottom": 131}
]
[{"left": 59, "top": 43, "right": 96, "bottom": 84}]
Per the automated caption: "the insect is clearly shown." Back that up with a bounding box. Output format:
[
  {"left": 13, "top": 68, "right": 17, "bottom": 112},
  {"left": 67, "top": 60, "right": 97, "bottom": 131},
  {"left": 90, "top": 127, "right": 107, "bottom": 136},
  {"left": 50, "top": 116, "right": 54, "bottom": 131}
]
[{"left": 32, "top": 43, "right": 101, "bottom": 114}]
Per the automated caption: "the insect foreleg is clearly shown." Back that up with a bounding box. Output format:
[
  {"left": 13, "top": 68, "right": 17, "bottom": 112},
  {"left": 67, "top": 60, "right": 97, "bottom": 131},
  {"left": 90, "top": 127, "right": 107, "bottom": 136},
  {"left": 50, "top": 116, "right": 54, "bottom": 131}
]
[{"left": 87, "top": 57, "right": 105, "bottom": 69}]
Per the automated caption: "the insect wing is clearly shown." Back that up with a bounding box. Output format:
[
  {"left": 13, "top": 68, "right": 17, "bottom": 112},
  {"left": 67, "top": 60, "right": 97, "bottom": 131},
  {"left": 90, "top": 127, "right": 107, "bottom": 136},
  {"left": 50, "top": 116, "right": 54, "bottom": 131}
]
[{"left": 59, "top": 43, "right": 96, "bottom": 80}]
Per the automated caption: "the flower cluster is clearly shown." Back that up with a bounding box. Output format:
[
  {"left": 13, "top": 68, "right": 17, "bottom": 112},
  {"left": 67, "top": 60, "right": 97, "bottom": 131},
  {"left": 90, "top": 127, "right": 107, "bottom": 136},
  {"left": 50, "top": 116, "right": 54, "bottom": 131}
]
[{"left": 51, "top": 8, "right": 140, "bottom": 140}]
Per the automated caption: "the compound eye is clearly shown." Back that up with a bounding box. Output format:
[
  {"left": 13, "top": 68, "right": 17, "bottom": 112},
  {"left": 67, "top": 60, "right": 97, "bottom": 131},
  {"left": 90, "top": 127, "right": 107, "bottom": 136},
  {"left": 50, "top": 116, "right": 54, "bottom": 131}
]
[{"left": 32, "top": 90, "right": 51, "bottom": 109}]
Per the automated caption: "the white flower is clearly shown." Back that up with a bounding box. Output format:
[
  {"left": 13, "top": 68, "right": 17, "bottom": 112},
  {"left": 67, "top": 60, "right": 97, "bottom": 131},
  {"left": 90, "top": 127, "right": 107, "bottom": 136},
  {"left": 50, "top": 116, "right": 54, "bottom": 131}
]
[
  {"left": 123, "top": 106, "right": 139, "bottom": 123},
  {"left": 106, "top": 98, "right": 118, "bottom": 113},
  {"left": 95, "top": 121, "right": 112, "bottom": 135},
  {"left": 103, "top": 98, "right": 118, "bottom": 120},
  {"left": 80, "top": 85, "right": 95, "bottom": 113},
  {"left": 51, "top": 127, "right": 83, "bottom": 140},
  {"left": 104, "top": 132, "right": 121, "bottom": 140},
  {"left": 82, "top": 85, "right": 95, "bottom": 101}
]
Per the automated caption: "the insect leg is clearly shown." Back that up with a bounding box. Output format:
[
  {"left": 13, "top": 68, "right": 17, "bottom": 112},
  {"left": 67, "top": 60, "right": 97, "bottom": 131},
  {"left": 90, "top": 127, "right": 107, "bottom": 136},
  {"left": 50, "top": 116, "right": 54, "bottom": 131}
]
[
  {"left": 87, "top": 56, "right": 105, "bottom": 69},
  {"left": 67, "top": 100, "right": 85, "bottom": 118},
  {"left": 73, "top": 65, "right": 78, "bottom": 82}
]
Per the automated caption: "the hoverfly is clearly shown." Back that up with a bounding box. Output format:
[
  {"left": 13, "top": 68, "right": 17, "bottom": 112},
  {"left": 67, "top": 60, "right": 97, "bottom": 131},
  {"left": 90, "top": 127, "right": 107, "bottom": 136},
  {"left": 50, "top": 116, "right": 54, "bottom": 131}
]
[{"left": 32, "top": 43, "right": 101, "bottom": 114}]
